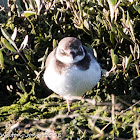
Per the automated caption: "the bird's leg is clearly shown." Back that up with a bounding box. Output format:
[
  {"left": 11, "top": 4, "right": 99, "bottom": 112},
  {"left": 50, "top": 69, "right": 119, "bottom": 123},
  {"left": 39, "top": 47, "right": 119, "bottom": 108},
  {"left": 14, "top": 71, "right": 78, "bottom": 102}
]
[
  {"left": 66, "top": 99, "right": 71, "bottom": 112},
  {"left": 81, "top": 95, "right": 85, "bottom": 103}
]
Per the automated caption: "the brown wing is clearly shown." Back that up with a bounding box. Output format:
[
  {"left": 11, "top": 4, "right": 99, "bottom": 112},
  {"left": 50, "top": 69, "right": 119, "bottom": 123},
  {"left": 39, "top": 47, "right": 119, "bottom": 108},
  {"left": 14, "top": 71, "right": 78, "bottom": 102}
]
[
  {"left": 45, "top": 48, "right": 68, "bottom": 74},
  {"left": 45, "top": 48, "right": 57, "bottom": 69}
]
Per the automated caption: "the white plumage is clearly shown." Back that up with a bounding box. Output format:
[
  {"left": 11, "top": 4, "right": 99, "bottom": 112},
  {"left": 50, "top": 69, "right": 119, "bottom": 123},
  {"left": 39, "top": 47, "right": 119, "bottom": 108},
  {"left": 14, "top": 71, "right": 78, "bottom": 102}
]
[
  {"left": 44, "top": 51, "right": 101, "bottom": 100},
  {"left": 43, "top": 37, "right": 101, "bottom": 111}
]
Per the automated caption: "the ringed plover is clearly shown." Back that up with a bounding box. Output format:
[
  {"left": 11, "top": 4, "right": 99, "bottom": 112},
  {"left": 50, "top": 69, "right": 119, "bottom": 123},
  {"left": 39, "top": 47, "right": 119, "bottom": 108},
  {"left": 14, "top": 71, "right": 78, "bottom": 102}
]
[{"left": 44, "top": 37, "right": 101, "bottom": 111}]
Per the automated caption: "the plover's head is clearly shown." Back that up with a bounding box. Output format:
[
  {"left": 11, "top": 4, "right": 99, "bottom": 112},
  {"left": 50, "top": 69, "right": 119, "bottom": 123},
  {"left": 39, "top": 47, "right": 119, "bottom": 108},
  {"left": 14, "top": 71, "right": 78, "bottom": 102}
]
[{"left": 56, "top": 37, "right": 85, "bottom": 64}]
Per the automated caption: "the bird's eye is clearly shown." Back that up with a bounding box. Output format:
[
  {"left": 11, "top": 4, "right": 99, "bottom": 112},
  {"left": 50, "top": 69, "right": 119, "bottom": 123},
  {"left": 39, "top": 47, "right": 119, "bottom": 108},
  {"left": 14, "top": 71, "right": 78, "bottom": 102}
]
[
  {"left": 73, "top": 45, "right": 77, "bottom": 49},
  {"left": 60, "top": 49, "right": 65, "bottom": 54}
]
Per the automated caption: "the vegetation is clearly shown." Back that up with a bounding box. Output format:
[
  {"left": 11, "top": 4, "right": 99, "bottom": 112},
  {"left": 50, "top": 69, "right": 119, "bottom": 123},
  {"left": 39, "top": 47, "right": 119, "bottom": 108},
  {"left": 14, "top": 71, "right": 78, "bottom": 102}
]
[{"left": 0, "top": 0, "right": 140, "bottom": 139}]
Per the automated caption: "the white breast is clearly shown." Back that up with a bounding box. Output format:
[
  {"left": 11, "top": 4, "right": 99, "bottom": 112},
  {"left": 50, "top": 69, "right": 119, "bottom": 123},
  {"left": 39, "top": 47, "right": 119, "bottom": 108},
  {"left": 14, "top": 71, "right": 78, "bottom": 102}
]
[{"left": 43, "top": 55, "right": 101, "bottom": 100}]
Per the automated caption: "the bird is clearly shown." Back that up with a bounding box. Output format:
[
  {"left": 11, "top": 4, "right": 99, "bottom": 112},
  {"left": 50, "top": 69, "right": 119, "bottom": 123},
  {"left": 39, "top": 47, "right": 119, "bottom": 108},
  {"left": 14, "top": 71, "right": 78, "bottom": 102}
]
[{"left": 43, "top": 37, "right": 101, "bottom": 112}]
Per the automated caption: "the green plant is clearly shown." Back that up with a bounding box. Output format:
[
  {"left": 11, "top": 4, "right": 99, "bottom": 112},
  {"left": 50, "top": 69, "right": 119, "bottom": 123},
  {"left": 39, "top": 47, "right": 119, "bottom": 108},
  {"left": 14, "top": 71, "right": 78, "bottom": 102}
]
[{"left": 0, "top": 0, "right": 140, "bottom": 139}]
